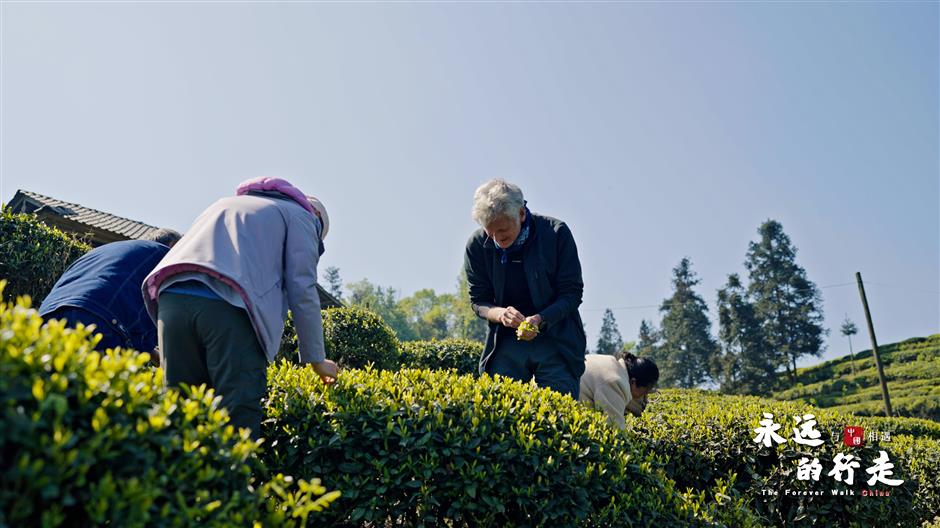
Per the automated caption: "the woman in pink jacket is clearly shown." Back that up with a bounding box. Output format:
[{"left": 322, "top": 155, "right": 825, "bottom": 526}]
[{"left": 142, "top": 177, "right": 338, "bottom": 439}]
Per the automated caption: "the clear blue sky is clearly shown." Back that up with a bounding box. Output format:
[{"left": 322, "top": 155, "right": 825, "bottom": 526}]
[{"left": 2, "top": 2, "right": 937, "bottom": 367}]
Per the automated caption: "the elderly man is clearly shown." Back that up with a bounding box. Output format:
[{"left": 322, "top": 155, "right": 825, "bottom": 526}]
[
  {"left": 40, "top": 228, "right": 182, "bottom": 354},
  {"left": 142, "top": 177, "right": 338, "bottom": 438},
  {"left": 463, "top": 179, "right": 587, "bottom": 397}
]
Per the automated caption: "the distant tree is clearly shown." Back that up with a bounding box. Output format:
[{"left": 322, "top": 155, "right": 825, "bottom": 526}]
[
  {"left": 398, "top": 288, "right": 457, "bottom": 341},
  {"left": 745, "top": 220, "right": 827, "bottom": 384},
  {"left": 841, "top": 315, "right": 859, "bottom": 375},
  {"left": 635, "top": 320, "right": 660, "bottom": 359},
  {"left": 657, "top": 258, "right": 718, "bottom": 388},
  {"left": 345, "top": 271, "right": 490, "bottom": 344},
  {"left": 453, "top": 269, "right": 488, "bottom": 342},
  {"left": 322, "top": 266, "right": 344, "bottom": 300},
  {"left": 595, "top": 309, "right": 624, "bottom": 355},
  {"left": 715, "top": 273, "right": 776, "bottom": 394},
  {"left": 346, "top": 279, "right": 415, "bottom": 341}
]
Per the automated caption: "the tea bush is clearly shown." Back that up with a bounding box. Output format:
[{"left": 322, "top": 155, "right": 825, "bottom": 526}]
[
  {"left": 0, "top": 286, "right": 337, "bottom": 526},
  {"left": 278, "top": 307, "right": 400, "bottom": 370},
  {"left": 773, "top": 334, "right": 940, "bottom": 421},
  {"left": 262, "top": 364, "right": 758, "bottom": 527},
  {"left": 0, "top": 210, "right": 90, "bottom": 305},
  {"left": 398, "top": 338, "right": 482, "bottom": 375},
  {"left": 629, "top": 389, "right": 937, "bottom": 526},
  {"left": 856, "top": 414, "right": 940, "bottom": 441},
  {"left": 890, "top": 434, "right": 940, "bottom": 522}
]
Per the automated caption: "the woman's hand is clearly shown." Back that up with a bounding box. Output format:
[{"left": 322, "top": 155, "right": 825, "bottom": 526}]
[
  {"left": 626, "top": 395, "right": 648, "bottom": 417},
  {"left": 311, "top": 359, "right": 339, "bottom": 385}
]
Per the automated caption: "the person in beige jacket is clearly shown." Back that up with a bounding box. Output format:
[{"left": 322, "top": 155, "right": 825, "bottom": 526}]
[{"left": 579, "top": 353, "right": 659, "bottom": 429}]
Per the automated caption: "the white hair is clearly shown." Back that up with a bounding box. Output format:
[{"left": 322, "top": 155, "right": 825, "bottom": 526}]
[{"left": 471, "top": 179, "right": 525, "bottom": 226}]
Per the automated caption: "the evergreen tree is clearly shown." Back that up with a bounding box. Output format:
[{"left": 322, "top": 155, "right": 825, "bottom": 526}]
[
  {"left": 657, "top": 257, "right": 718, "bottom": 388},
  {"left": 841, "top": 316, "right": 859, "bottom": 375},
  {"left": 322, "top": 266, "right": 344, "bottom": 300},
  {"left": 595, "top": 309, "right": 623, "bottom": 355},
  {"left": 745, "top": 220, "right": 827, "bottom": 384},
  {"left": 635, "top": 319, "right": 660, "bottom": 359},
  {"left": 715, "top": 273, "right": 776, "bottom": 394}
]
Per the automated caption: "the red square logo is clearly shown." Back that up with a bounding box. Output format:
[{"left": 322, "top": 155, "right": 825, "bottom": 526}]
[{"left": 843, "top": 426, "right": 865, "bottom": 447}]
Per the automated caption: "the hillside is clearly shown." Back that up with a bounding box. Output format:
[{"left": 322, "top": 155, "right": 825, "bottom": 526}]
[{"left": 772, "top": 334, "right": 940, "bottom": 421}]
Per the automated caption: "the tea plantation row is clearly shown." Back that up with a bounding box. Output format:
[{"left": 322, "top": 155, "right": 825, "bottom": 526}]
[
  {"left": 772, "top": 335, "right": 940, "bottom": 421},
  {"left": 4, "top": 293, "right": 938, "bottom": 526}
]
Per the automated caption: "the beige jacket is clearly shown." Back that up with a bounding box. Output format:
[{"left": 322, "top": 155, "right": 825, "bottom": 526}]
[{"left": 579, "top": 354, "right": 632, "bottom": 429}]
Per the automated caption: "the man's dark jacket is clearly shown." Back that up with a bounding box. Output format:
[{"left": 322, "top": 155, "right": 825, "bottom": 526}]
[
  {"left": 464, "top": 213, "right": 588, "bottom": 378},
  {"left": 39, "top": 240, "right": 170, "bottom": 352}
]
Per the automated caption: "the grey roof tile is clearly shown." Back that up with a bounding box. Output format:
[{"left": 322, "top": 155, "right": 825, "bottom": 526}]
[{"left": 17, "top": 190, "right": 161, "bottom": 240}]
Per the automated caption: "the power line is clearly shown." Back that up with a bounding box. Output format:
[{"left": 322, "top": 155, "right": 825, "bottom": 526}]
[
  {"left": 861, "top": 281, "right": 940, "bottom": 296},
  {"left": 581, "top": 280, "right": 936, "bottom": 312},
  {"left": 581, "top": 304, "right": 659, "bottom": 312},
  {"left": 819, "top": 282, "right": 857, "bottom": 289}
]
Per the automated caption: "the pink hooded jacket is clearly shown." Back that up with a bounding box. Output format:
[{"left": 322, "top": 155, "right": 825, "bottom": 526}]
[{"left": 142, "top": 178, "right": 325, "bottom": 363}]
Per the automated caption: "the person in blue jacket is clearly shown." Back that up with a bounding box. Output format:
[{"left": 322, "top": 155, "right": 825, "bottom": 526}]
[{"left": 39, "top": 229, "right": 181, "bottom": 353}]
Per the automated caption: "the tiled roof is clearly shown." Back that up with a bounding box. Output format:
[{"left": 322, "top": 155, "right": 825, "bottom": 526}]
[
  {"left": 6, "top": 189, "right": 344, "bottom": 308},
  {"left": 10, "top": 190, "right": 161, "bottom": 240}
]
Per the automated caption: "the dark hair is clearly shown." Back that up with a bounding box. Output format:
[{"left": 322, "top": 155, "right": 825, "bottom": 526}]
[
  {"left": 622, "top": 353, "right": 659, "bottom": 388},
  {"left": 143, "top": 228, "right": 182, "bottom": 247}
]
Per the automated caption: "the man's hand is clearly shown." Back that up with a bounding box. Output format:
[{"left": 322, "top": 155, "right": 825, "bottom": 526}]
[
  {"left": 311, "top": 359, "right": 339, "bottom": 385},
  {"left": 517, "top": 314, "right": 542, "bottom": 341},
  {"left": 488, "top": 306, "right": 525, "bottom": 328}
]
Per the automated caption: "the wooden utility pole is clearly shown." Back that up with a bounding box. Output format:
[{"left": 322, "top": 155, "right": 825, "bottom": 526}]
[{"left": 856, "top": 272, "right": 893, "bottom": 416}]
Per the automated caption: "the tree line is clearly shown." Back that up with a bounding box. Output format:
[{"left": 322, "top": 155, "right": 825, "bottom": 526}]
[
  {"left": 595, "top": 219, "right": 827, "bottom": 394},
  {"left": 323, "top": 219, "right": 827, "bottom": 394},
  {"left": 320, "top": 266, "right": 488, "bottom": 344}
]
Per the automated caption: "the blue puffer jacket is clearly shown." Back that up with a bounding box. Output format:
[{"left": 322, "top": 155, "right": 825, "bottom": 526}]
[{"left": 39, "top": 240, "right": 170, "bottom": 352}]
